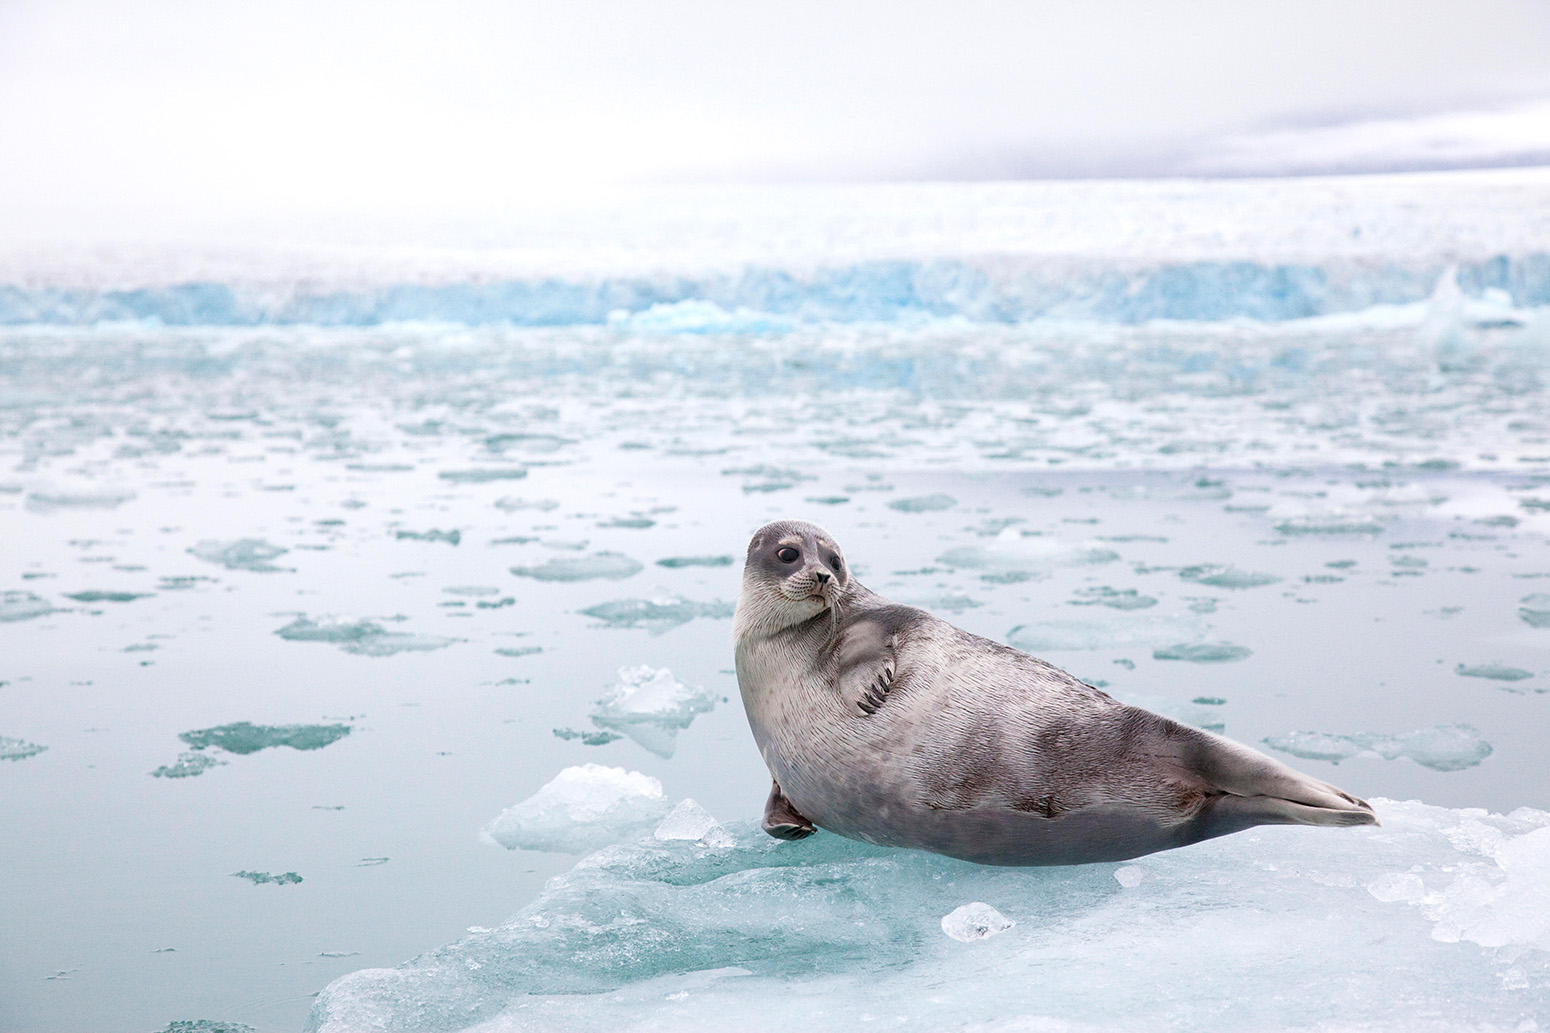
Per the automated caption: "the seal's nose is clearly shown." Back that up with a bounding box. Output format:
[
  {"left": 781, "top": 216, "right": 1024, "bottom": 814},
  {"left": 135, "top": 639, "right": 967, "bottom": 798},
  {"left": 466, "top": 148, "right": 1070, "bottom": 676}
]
[{"left": 815, "top": 570, "right": 831, "bottom": 584}]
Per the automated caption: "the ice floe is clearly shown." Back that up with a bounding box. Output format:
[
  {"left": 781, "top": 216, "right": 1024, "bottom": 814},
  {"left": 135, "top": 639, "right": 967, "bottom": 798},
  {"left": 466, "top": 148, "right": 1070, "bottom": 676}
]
[
  {"left": 510, "top": 552, "right": 643, "bottom": 582},
  {"left": 187, "top": 538, "right": 292, "bottom": 573},
  {"left": 888, "top": 493, "right": 957, "bottom": 513},
  {"left": 149, "top": 752, "right": 227, "bottom": 778},
  {"left": 0, "top": 591, "right": 57, "bottom": 622},
  {"left": 310, "top": 796, "right": 1550, "bottom": 1033},
  {"left": 274, "top": 616, "right": 459, "bottom": 656},
  {"left": 938, "top": 532, "right": 1119, "bottom": 583},
  {"left": 1517, "top": 594, "right": 1550, "bottom": 629},
  {"left": 232, "top": 870, "right": 303, "bottom": 886},
  {"left": 25, "top": 487, "right": 135, "bottom": 511},
  {"left": 578, "top": 595, "right": 733, "bottom": 634},
  {"left": 1263, "top": 724, "right": 1493, "bottom": 771},
  {"left": 1456, "top": 663, "right": 1535, "bottom": 682},
  {"left": 0, "top": 735, "right": 48, "bottom": 761},
  {"left": 1152, "top": 642, "right": 1253, "bottom": 663},
  {"left": 179, "top": 721, "right": 351, "bottom": 754},
  {"left": 1177, "top": 564, "right": 1282, "bottom": 589},
  {"left": 482, "top": 764, "right": 671, "bottom": 854}
]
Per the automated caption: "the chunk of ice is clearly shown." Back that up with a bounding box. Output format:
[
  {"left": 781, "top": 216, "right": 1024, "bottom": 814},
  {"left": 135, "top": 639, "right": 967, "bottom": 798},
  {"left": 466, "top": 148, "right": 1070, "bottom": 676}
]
[
  {"left": 579, "top": 596, "right": 733, "bottom": 634},
  {"left": 510, "top": 552, "right": 643, "bottom": 582},
  {"left": 149, "top": 751, "right": 227, "bottom": 778},
  {"left": 179, "top": 721, "right": 351, "bottom": 755},
  {"left": 311, "top": 799, "right": 1550, "bottom": 1033},
  {"left": 274, "top": 616, "right": 458, "bottom": 656},
  {"left": 1519, "top": 594, "right": 1550, "bottom": 629},
  {"left": 656, "top": 555, "right": 734, "bottom": 568},
  {"left": 26, "top": 487, "right": 135, "bottom": 511},
  {"left": 1455, "top": 663, "right": 1534, "bottom": 682},
  {"left": 438, "top": 468, "right": 528, "bottom": 482},
  {"left": 888, "top": 493, "right": 957, "bottom": 513},
  {"left": 1177, "top": 565, "right": 1282, "bottom": 589},
  {"left": 1264, "top": 724, "right": 1493, "bottom": 771},
  {"left": 0, "top": 591, "right": 57, "bottom": 622},
  {"left": 0, "top": 736, "right": 48, "bottom": 761},
  {"left": 482, "top": 764, "right": 670, "bottom": 854},
  {"left": 1069, "top": 586, "right": 1157, "bottom": 610},
  {"left": 156, "top": 1022, "right": 256, "bottom": 1033},
  {"left": 940, "top": 902, "right": 1015, "bottom": 942},
  {"left": 654, "top": 799, "right": 733, "bottom": 848},
  {"left": 587, "top": 666, "right": 717, "bottom": 758},
  {"left": 232, "top": 870, "right": 302, "bottom": 886},
  {"left": 63, "top": 590, "right": 152, "bottom": 603},
  {"left": 1152, "top": 642, "right": 1253, "bottom": 663},
  {"left": 939, "top": 533, "right": 1118, "bottom": 583},
  {"left": 395, "top": 528, "right": 461, "bottom": 545},
  {"left": 1114, "top": 866, "right": 1147, "bottom": 888},
  {"left": 188, "top": 539, "right": 292, "bottom": 573}
]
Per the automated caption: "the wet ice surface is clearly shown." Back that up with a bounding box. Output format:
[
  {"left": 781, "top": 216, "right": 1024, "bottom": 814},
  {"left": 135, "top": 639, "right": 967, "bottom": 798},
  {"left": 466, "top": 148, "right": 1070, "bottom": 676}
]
[
  {"left": 309, "top": 798, "right": 1550, "bottom": 1033},
  {"left": 3, "top": 174, "right": 1550, "bottom": 1032}
]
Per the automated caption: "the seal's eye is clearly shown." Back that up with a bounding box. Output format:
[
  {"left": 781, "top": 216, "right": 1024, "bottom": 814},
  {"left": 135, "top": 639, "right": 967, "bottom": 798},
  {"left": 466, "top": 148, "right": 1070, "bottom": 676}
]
[
  {"left": 776, "top": 546, "right": 800, "bottom": 563},
  {"left": 830, "top": 556, "right": 843, "bottom": 575}
]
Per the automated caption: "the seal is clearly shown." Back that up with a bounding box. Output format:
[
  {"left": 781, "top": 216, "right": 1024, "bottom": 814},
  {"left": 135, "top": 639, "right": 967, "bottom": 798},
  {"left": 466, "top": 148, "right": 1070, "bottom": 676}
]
[{"left": 733, "top": 519, "right": 1378, "bottom": 866}]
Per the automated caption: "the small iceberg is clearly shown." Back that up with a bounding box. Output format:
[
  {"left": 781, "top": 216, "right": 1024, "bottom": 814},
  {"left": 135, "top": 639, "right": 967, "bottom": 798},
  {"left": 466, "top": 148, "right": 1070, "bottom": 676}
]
[
  {"left": 26, "top": 487, "right": 135, "bottom": 511},
  {"left": 1263, "top": 724, "right": 1493, "bottom": 772},
  {"left": 482, "top": 764, "right": 671, "bottom": 854},
  {"left": 1177, "top": 565, "right": 1281, "bottom": 589},
  {"left": 1517, "top": 594, "right": 1550, "bottom": 629},
  {"left": 888, "top": 493, "right": 957, "bottom": 513},
  {"left": 1153, "top": 642, "right": 1253, "bottom": 663},
  {"left": 179, "top": 722, "right": 352, "bottom": 755},
  {"left": 586, "top": 665, "right": 718, "bottom": 758},
  {"left": 1455, "top": 662, "right": 1534, "bottom": 682},
  {"left": 150, "top": 752, "right": 227, "bottom": 778},
  {"left": 232, "top": 870, "right": 303, "bottom": 886}
]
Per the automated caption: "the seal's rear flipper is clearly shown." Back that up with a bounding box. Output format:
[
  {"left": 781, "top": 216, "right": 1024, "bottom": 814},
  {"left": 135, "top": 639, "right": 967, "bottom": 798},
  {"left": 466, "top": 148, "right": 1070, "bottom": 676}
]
[{"left": 763, "top": 780, "right": 816, "bottom": 840}]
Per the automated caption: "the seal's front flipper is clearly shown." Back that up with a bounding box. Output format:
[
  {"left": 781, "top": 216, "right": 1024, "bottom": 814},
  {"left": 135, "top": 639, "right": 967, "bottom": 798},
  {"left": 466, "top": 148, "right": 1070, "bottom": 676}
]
[{"left": 763, "top": 780, "right": 816, "bottom": 840}]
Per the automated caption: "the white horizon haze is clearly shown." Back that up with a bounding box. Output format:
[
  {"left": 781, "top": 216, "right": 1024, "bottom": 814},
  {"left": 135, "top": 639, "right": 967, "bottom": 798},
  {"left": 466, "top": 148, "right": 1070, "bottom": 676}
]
[{"left": 1, "top": 0, "right": 1548, "bottom": 241}]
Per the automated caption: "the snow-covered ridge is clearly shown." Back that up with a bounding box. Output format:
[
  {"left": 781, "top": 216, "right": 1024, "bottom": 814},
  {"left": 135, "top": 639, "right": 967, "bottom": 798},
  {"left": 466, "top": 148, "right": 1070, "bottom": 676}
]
[{"left": 1, "top": 253, "right": 1547, "bottom": 328}]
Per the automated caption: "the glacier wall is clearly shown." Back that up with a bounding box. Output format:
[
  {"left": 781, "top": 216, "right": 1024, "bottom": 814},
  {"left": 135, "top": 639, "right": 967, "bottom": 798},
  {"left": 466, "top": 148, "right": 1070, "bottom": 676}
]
[{"left": 2, "top": 254, "right": 1548, "bottom": 328}]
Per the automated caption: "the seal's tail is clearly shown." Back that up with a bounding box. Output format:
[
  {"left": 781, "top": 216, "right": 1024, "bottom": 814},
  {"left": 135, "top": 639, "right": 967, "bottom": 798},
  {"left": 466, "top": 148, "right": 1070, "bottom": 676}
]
[{"left": 1175, "top": 721, "right": 1380, "bottom": 827}]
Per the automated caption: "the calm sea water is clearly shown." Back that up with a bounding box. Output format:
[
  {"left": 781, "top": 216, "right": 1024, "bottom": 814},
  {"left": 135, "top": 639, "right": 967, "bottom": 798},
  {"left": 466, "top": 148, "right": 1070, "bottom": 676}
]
[{"left": 2, "top": 308, "right": 1548, "bottom": 1030}]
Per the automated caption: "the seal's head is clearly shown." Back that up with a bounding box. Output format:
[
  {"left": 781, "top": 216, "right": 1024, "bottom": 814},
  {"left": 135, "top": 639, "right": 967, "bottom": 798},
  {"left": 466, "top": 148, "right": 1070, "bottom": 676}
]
[{"left": 733, "top": 520, "right": 850, "bottom": 640}]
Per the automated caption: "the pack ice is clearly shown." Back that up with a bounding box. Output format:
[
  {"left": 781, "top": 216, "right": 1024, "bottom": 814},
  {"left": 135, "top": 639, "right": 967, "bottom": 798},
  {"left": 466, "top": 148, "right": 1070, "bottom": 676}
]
[{"left": 313, "top": 792, "right": 1550, "bottom": 1033}]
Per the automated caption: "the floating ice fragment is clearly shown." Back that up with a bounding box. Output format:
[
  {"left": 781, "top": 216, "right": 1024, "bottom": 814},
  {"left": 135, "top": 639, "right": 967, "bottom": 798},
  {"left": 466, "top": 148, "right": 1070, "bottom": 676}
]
[
  {"left": 0, "top": 736, "right": 48, "bottom": 761},
  {"left": 354, "top": 857, "right": 389, "bottom": 867},
  {"left": 1070, "top": 586, "right": 1157, "bottom": 610},
  {"left": 179, "top": 721, "right": 351, "bottom": 755},
  {"left": 274, "top": 616, "right": 459, "bottom": 656},
  {"left": 1455, "top": 663, "right": 1534, "bottom": 682},
  {"left": 439, "top": 468, "right": 528, "bottom": 483},
  {"left": 1274, "top": 513, "right": 1387, "bottom": 536},
  {"left": 888, "top": 493, "right": 957, "bottom": 513},
  {"left": 396, "top": 529, "right": 461, "bottom": 545},
  {"left": 1007, "top": 612, "right": 1204, "bottom": 652},
  {"left": 232, "top": 871, "right": 302, "bottom": 886},
  {"left": 1113, "top": 866, "right": 1147, "bottom": 889},
  {"left": 149, "top": 751, "right": 227, "bottom": 778},
  {"left": 482, "top": 764, "right": 670, "bottom": 853},
  {"left": 553, "top": 727, "right": 623, "bottom": 746},
  {"left": 588, "top": 666, "right": 718, "bottom": 758},
  {"left": 1177, "top": 565, "right": 1281, "bottom": 589},
  {"left": 579, "top": 596, "right": 733, "bottom": 634},
  {"left": 493, "top": 496, "right": 559, "bottom": 512},
  {"left": 444, "top": 585, "right": 501, "bottom": 596},
  {"left": 1264, "top": 725, "right": 1492, "bottom": 771},
  {"left": 0, "top": 591, "right": 57, "bottom": 622},
  {"left": 495, "top": 646, "right": 542, "bottom": 658},
  {"left": 722, "top": 464, "right": 813, "bottom": 493},
  {"left": 510, "top": 552, "right": 643, "bottom": 582},
  {"left": 63, "top": 590, "right": 152, "bottom": 603},
  {"left": 156, "top": 1022, "right": 256, "bottom": 1033},
  {"left": 941, "top": 902, "right": 1014, "bottom": 942},
  {"left": 656, "top": 555, "right": 734, "bottom": 568},
  {"left": 188, "top": 539, "right": 292, "bottom": 573},
  {"left": 939, "top": 533, "right": 1118, "bottom": 583},
  {"left": 654, "top": 799, "right": 733, "bottom": 847},
  {"left": 1518, "top": 594, "right": 1550, "bottom": 629},
  {"left": 1153, "top": 642, "right": 1252, "bottom": 663},
  {"left": 26, "top": 488, "right": 135, "bottom": 511},
  {"left": 898, "top": 591, "right": 983, "bottom": 613}
]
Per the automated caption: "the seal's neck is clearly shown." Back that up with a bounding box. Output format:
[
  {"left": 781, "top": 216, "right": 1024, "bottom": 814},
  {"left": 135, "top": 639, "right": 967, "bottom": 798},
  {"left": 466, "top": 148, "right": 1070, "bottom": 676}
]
[{"left": 733, "top": 575, "right": 848, "bottom": 644}]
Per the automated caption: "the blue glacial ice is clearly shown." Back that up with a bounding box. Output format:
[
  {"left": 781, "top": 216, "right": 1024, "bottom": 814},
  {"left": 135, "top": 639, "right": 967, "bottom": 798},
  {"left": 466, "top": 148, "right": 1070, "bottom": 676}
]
[{"left": 313, "top": 791, "right": 1550, "bottom": 1033}]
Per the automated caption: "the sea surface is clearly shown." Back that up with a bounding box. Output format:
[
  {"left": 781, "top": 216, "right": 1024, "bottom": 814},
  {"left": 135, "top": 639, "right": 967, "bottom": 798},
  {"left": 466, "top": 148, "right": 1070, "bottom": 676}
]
[{"left": 3, "top": 172, "right": 1549, "bottom": 1033}]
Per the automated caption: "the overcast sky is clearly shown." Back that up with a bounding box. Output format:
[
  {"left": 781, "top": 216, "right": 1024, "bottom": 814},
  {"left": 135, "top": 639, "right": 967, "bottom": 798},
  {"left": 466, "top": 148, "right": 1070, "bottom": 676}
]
[{"left": 2, "top": 0, "right": 1548, "bottom": 235}]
